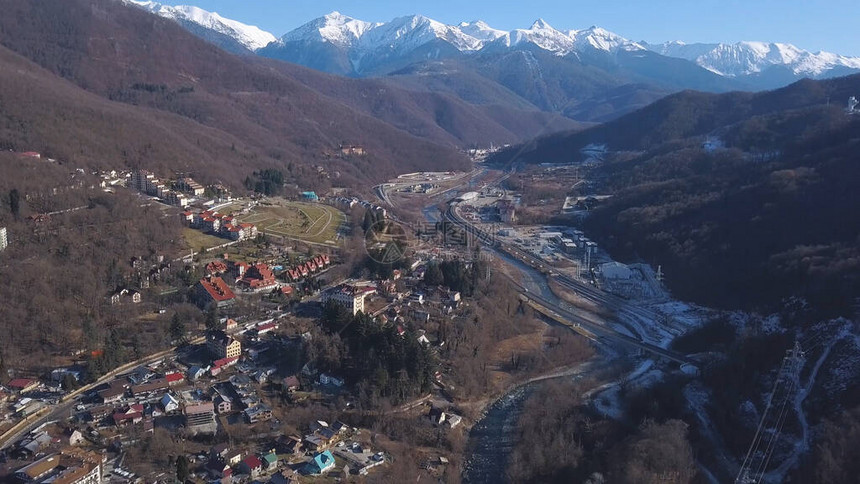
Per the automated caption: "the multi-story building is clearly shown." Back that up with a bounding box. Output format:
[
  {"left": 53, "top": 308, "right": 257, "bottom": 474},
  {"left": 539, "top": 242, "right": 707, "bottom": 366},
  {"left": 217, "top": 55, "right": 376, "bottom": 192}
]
[
  {"left": 13, "top": 448, "right": 102, "bottom": 484},
  {"left": 238, "top": 263, "right": 277, "bottom": 291},
  {"left": 195, "top": 276, "right": 236, "bottom": 309},
  {"left": 184, "top": 402, "right": 217, "bottom": 435},
  {"left": 128, "top": 170, "right": 155, "bottom": 193},
  {"left": 322, "top": 284, "right": 374, "bottom": 315},
  {"left": 207, "top": 330, "right": 241, "bottom": 360},
  {"left": 180, "top": 177, "right": 205, "bottom": 196}
]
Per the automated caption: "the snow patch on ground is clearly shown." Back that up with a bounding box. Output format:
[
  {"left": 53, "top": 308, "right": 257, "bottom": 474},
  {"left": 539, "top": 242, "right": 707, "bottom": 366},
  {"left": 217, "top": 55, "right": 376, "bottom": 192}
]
[{"left": 589, "top": 359, "right": 657, "bottom": 419}]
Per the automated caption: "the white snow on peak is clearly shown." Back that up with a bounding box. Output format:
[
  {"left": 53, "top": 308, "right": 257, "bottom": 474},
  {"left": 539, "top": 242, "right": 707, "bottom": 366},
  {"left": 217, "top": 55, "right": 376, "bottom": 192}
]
[
  {"left": 647, "top": 40, "right": 860, "bottom": 77},
  {"left": 498, "top": 18, "right": 575, "bottom": 55},
  {"left": 280, "top": 11, "right": 379, "bottom": 47},
  {"left": 457, "top": 20, "right": 507, "bottom": 42},
  {"left": 361, "top": 14, "right": 485, "bottom": 52},
  {"left": 570, "top": 26, "right": 646, "bottom": 53},
  {"left": 125, "top": 0, "right": 276, "bottom": 50}
]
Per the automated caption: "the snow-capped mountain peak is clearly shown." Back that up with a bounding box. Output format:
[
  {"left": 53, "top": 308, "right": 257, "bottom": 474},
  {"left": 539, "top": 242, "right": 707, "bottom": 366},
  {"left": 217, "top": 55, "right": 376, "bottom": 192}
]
[
  {"left": 646, "top": 40, "right": 860, "bottom": 77},
  {"left": 498, "top": 18, "right": 574, "bottom": 55},
  {"left": 457, "top": 20, "right": 507, "bottom": 42},
  {"left": 530, "top": 18, "right": 553, "bottom": 30},
  {"left": 125, "top": 0, "right": 276, "bottom": 51},
  {"left": 570, "top": 26, "right": 645, "bottom": 53},
  {"left": 280, "top": 11, "right": 379, "bottom": 47}
]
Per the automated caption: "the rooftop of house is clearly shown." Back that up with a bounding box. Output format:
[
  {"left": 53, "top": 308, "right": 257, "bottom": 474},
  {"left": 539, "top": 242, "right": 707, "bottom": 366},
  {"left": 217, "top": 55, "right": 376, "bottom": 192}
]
[
  {"left": 242, "top": 455, "right": 263, "bottom": 469},
  {"left": 7, "top": 378, "right": 36, "bottom": 389}
]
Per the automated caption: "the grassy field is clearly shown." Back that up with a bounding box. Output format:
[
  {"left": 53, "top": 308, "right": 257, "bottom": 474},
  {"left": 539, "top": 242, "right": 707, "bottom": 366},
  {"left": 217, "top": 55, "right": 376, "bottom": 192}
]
[
  {"left": 239, "top": 200, "right": 345, "bottom": 245},
  {"left": 182, "top": 227, "right": 230, "bottom": 252}
]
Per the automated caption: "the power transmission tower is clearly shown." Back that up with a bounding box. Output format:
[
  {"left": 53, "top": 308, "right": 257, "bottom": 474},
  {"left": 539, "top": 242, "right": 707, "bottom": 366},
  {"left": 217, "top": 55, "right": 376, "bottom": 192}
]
[{"left": 735, "top": 342, "right": 805, "bottom": 484}]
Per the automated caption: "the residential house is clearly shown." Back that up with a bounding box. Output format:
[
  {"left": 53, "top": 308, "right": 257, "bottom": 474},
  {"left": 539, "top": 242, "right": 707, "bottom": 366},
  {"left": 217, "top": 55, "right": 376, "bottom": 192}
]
[
  {"left": 165, "top": 372, "right": 184, "bottom": 386},
  {"left": 239, "top": 455, "right": 264, "bottom": 478},
  {"left": 210, "top": 443, "right": 230, "bottom": 460},
  {"left": 224, "top": 449, "right": 244, "bottom": 466},
  {"left": 278, "top": 436, "right": 303, "bottom": 456},
  {"left": 244, "top": 405, "right": 272, "bottom": 424},
  {"left": 427, "top": 408, "right": 462, "bottom": 428},
  {"left": 113, "top": 404, "right": 144, "bottom": 427},
  {"left": 210, "top": 356, "right": 240, "bottom": 377},
  {"left": 67, "top": 429, "right": 85, "bottom": 446},
  {"left": 160, "top": 394, "right": 179, "bottom": 414},
  {"left": 97, "top": 384, "right": 127, "bottom": 404},
  {"left": 304, "top": 450, "right": 336, "bottom": 475},
  {"left": 261, "top": 450, "right": 278, "bottom": 471},
  {"left": 214, "top": 395, "right": 232, "bottom": 414},
  {"left": 187, "top": 366, "right": 208, "bottom": 381},
  {"left": 205, "top": 458, "right": 233, "bottom": 480}
]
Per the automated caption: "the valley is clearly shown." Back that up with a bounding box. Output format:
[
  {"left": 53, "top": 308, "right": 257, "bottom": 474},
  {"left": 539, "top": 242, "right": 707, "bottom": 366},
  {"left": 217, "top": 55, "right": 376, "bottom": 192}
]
[{"left": 0, "top": 1, "right": 858, "bottom": 483}]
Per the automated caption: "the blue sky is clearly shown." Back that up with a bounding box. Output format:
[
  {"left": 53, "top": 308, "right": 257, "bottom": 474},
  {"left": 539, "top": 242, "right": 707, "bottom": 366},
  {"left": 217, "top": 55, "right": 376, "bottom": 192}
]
[{"left": 180, "top": 0, "right": 860, "bottom": 55}]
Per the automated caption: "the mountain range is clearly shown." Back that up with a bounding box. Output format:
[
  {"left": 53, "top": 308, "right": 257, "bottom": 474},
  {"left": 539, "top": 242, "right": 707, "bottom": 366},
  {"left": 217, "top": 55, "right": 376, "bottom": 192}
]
[
  {"left": 123, "top": 2, "right": 860, "bottom": 124},
  {"left": 0, "top": 0, "right": 580, "bottom": 189}
]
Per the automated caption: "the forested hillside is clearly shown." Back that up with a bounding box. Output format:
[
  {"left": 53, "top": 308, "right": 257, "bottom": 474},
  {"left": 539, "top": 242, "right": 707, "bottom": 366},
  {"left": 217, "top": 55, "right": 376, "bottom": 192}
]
[
  {"left": 492, "top": 75, "right": 860, "bottom": 165},
  {"left": 0, "top": 0, "right": 481, "bottom": 189}
]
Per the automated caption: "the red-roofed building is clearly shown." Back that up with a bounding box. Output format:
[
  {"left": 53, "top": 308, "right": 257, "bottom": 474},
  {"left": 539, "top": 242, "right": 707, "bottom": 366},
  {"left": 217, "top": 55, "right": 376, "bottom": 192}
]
[
  {"left": 18, "top": 151, "right": 41, "bottom": 159},
  {"left": 238, "top": 263, "right": 277, "bottom": 292},
  {"left": 195, "top": 276, "right": 236, "bottom": 309},
  {"left": 211, "top": 356, "right": 239, "bottom": 377},
  {"left": 180, "top": 211, "right": 194, "bottom": 224},
  {"left": 239, "top": 455, "right": 264, "bottom": 478},
  {"left": 113, "top": 404, "right": 144, "bottom": 426},
  {"left": 239, "top": 223, "right": 258, "bottom": 239},
  {"left": 205, "top": 260, "right": 228, "bottom": 275},
  {"left": 321, "top": 254, "right": 331, "bottom": 266},
  {"left": 280, "top": 285, "right": 294, "bottom": 296},
  {"left": 221, "top": 224, "right": 244, "bottom": 241},
  {"left": 7, "top": 378, "right": 39, "bottom": 393},
  {"left": 233, "top": 261, "right": 250, "bottom": 278},
  {"left": 165, "top": 372, "right": 184, "bottom": 386},
  {"left": 288, "top": 269, "right": 301, "bottom": 281},
  {"left": 256, "top": 322, "right": 277, "bottom": 335},
  {"left": 213, "top": 356, "right": 239, "bottom": 369}
]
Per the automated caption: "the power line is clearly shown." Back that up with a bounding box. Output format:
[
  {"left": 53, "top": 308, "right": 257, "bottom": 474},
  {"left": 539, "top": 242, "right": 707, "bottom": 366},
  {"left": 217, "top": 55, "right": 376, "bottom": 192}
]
[{"left": 735, "top": 341, "right": 805, "bottom": 484}]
